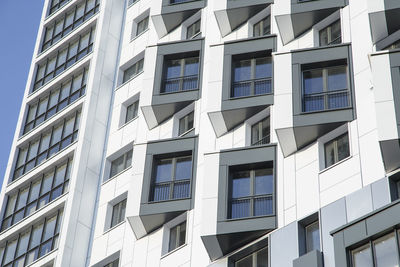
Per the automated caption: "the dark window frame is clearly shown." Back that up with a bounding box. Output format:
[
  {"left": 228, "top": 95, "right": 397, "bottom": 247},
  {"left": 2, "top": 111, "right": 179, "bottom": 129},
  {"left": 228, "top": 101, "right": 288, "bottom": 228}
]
[
  {"left": 48, "top": 0, "right": 71, "bottom": 16},
  {"left": 125, "top": 101, "right": 139, "bottom": 124},
  {"left": 186, "top": 19, "right": 201, "bottom": 40},
  {"left": 234, "top": 246, "right": 268, "bottom": 267},
  {"left": 168, "top": 221, "right": 186, "bottom": 252},
  {"left": 251, "top": 117, "right": 270, "bottom": 146},
  {"left": 109, "top": 149, "right": 133, "bottom": 179},
  {"left": 253, "top": 16, "right": 271, "bottom": 37},
  {"left": 135, "top": 16, "right": 149, "bottom": 37},
  {"left": 178, "top": 111, "right": 194, "bottom": 136},
  {"left": 110, "top": 199, "right": 127, "bottom": 228},
  {"left": 162, "top": 56, "right": 200, "bottom": 94},
  {"left": 319, "top": 19, "right": 342, "bottom": 47},
  {"left": 122, "top": 58, "right": 144, "bottom": 84},
  {"left": 324, "top": 132, "right": 350, "bottom": 168}
]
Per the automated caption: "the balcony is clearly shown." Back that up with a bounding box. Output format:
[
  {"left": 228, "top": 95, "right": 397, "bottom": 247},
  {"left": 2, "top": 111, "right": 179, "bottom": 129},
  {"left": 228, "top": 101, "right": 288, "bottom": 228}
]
[
  {"left": 201, "top": 144, "right": 276, "bottom": 260},
  {"left": 127, "top": 136, "right": 198, "bottom": 239},
  {"left": 275, "top": 0, "right": 348, "bottom": 44},
  {"left": 214, "top": 0, "right": 273, "bottom": 37},
  {"left": 370, "top": 49, "right": 400, "bottom": 172},
  {"left": 208, "top": 36, "right": 276, "bottom": 137},
  {"left": 141, "top": 39, "right": 203, "bottom": 129},
  {"left": 274, "top": 43, "right": 355, "bottom": 157},
  {"left": 151, "top": 0, "right": 206, "bottom": 38},
  {"left": 367, "top": 0, "right": 400, "bottom": 44}
]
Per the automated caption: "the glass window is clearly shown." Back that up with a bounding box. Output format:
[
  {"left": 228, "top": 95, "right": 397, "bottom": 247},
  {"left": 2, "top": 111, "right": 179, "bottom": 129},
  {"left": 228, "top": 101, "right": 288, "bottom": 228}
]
[
  {"left": 384, "top": 39, "right": 400, "bottom": 50},
  {"left": 251, "top": 117, "right": 270, "bottom": 146},
  {"left": 136, "top": 16, "right": 149, "bottom": 37},
  {"left": 163, "top": 57, "right": 199, "bottom": 93},
  {"left": 48, "top": 0, "right": 71, "bottom": 16},
  {"left": 103, "top": 258, "right": 119, "bottom": 267},
  {"left": 235, "top": 246, "right": 268, "bottom": 267},
  {"left": 151, "top": 155, "right": 192, "bottom": 202},
  {"left": 109, "top": 149, "right": 133, "bottom": 178},
  {"left": 187, "top": 19, "right": 201, "bottom": 39},
  {"left": 230, "top": 166, "right": 274, "bottom": 219},
  {"left": 253, "top": 16, "right": 271, "bottom": 37},
  {"left": 305, "top": 221, "right": 320, "bottom": 252},
  {"left": 319, "top": 19, "right": 341, "bottom": 46},
  {"left": 324, "top": 133, "right": 350, "bottom": 168},
  {"left": 168, "top": 221, "right": 186, "bottom": 252},
  {"left": 302, "top": 65, "right": 349, "bottom": 112},
  {"left": 122, "top": 58, "right": 144, "bottom": 83},
  {"left": 373, "top": 233, "right": 398, "bottom": 267},
  {"left": 232, "top": 55, "right": 272, "bottom": 98},
  {"left": 178, "top": 111, "right": 194, "bottom": 136},
  {"left": 110, "top": 199, "right": 127, "bottom": 228},
  {"left": 125, "top": 101, "right": 139, "bottom": 123}
]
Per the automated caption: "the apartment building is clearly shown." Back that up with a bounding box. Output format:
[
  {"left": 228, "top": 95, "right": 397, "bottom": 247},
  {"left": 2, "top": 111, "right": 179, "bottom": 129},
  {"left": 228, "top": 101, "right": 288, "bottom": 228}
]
[{"left": 0, "top": 0, "right": 400, "bottom": 266}]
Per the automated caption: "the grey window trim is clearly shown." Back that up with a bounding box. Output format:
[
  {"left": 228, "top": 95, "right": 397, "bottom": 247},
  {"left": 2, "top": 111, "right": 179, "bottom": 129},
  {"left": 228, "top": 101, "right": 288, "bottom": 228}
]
[
  {"left": 324, "top": 132, "right": 349, "bottom": 168},
  {"left": 125, "top": 101, "right": 139, "bottom": 124},
  {"left": 110, "top": 199, "right": 127, "bottom": 228},
  {"left": 251, "top": 117, "right": 270, "bottom": 146},
  {"left": 178, "top": 111, "right": 194, "bottom": 136},
  {"left": 319, "top": 19, "right": 342, "bottom": 46},
  {"left": 186, "top": 19, "right": 201, "bottom": 40},
  {"left": 136, "top": 16, "right": 149, "bottom": 37},
  {"left": 169, "top": 0, "right": 200, "bottom": 5},
  {"left": 253, "top": 16, "right": 271, "bottom": 38},
  {"left": 122, "top": 58, "right": 144, "bottom": 84},
  {"left": 109, "top": 149, "right": 133, "bottom": 179},
  {"left": 168, "top": 221, "right": 186, "bottom": 252}
]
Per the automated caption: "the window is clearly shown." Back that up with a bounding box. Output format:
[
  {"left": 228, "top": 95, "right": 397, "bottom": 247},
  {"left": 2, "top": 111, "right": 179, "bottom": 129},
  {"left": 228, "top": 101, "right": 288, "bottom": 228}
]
[
  {"left": 251, "top": 117, "right": 270, "bottom": 146},
  {"left": 162, "top": 56, "right": 199, "bottom": 93},
  {"left": 170, "top": 0, "right": 196, "bottom": 3},
  {"left": 151, "top": 155, "right": 192, "bottom": 202},
  {"left": 110, "top": 199, "right": 126, "bottom": 228},
  {"left": 229, "top": 166, "right": 273, "bottom": 219},
  {"left": 42, "top": 0, "right": 100, "bottom": 51},
  {"left": 122, "top": 58, "right": 144, "bottom": 84},
  {"left": 302, "top": 64, "right": 349, "bottom": 112},
  {"left": 168, "top": 221, "right": 186, "bottom": 252},
  {"left": 319, "top": 19, "right": 341, "bottom": 46},
  {"left": 128, "top": 0, "right": 138, "bottom": 6},
  {"left": 48, "top": 0, "right": 71, "bottom": 16},
  {"left": 179, "top": 111, "right": 194, "bottom": 136},
  {"left": 109, "top": 149, "right": 133, "bottom": 178},
  {"left": 351, "top": 231, "right": 400, "bottom": 267},
  {"left": 232, "top": 55, "right": 272, "bottom": 98},
  {"left": 135, "top": 16, "right": 149, "bottom": 37},
  {"left": 305, "top": 220, "right": 320, "bottom": 253},
  {"left": 13, "top": 111, "right": 81, "bottom": 180},
  {"left": 235, "top": 246, "right": 268, "bottom": 267},
  {"left": 324, "top": 133, "right": 350, "bottom": 168},
  {"left": 24, "top": 68, "right": 87, "bottom": 134},
  {"left": 104, "top": 258, "right": 119, "bottom": 267},
  {"left": 253, "top": 16, "right": 271, "bottom": 37},
  {"left": 33, "top": 27, "right": 95, "bottom": 91},
  {"left": 125, "top": 101, "right": 139, "bottom": 123},
  {"left": 186, "top": 20, "right": 201, "bottom": 39},
  {"left": 2, "top": 159, "right": 72, "bottom": 232},
  {"left": 384, "top": 39, "right": 400, "bottom": 50},
  {"left": 0, "top": 209, "right": 63, "bottom": 267}
]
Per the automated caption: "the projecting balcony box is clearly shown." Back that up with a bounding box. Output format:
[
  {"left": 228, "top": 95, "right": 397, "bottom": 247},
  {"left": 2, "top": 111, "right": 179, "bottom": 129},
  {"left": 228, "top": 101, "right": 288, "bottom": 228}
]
[
  {"left": 141, "top": 38, "right": 204, "bottom": 129},
  {"left": 151, "top": 0, "right": 206, "bottom": 38},
  {"left": 214, "top": 0, "right": 273, "bottom": 37},
  {"left": 208, "top": 35, "right": 276, "bottom": 137},
  {"left": 370, "top": 49, "right": 400, "bottom": 172},
  {"left": 275, "top": 0, "right": 348, "bottom": 45},
  {"left": 127, "top": 136, "right": 198, "bottom": 239},
  {"left": 201, "top": 144, "right": 277, "bottom": 260},
  {"left": 275, "top": 43, "right": 355, "bottom": 157},
  {"left": 367, "top": 0, "right": 400, "bottom": 44}
]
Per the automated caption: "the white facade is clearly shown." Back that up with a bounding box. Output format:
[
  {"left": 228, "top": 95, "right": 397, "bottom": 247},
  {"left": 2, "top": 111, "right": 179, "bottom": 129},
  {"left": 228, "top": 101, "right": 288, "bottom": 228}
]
[{"left": 1, "top": 0, "right": 400, "bottom": 267}]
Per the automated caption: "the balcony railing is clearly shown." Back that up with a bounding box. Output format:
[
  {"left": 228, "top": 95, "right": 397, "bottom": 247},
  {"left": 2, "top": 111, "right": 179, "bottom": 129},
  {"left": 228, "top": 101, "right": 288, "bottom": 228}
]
[
  {"left": 231, "top": 77, "right": 272, "bottom": 98},
  {"left": 230, "top": 195, "right": 273, "bottom": 219},
  {"left": 251, "top": 135, "right": 270, "bottom": 146},
  {"left": 302, "top": 89, "right": 349, "bottom": 113},
  {"left": 162, "top": 75, "right": 199, "bottom": 93},
  {"left": 151, "top": 179, "right": 191, "bottom": 202}
]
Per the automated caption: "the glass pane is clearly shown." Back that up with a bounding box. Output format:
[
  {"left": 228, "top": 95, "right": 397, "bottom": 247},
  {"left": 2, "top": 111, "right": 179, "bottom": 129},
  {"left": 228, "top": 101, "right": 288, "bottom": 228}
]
[
  {"left": 29, "top": 180, "right": 41, "bottom": 202},
  {"left": 76, "top": 3, "right": 85, "bottom": 19},
  {"left": 337, "top": 134, "right": 350, "bottom": 162},
  {"left": 68, "top": 41, "right": 79, "bottom": 58},
  {"left": 5, "top": 194, "right": 17, "bottom": 217},
  {"left": 126, "top": 103, "right": 136, "bottom": 122},
  {"left": 4, "top": 239, "right": 17, "bottom": 264},
  {"left": 48, "top": 90, "right": 59, "bottom": 108},
  {"left": 255, "top": 57, "right": 271, "bottom": 79},
  {"left": 26, "top": 104, "right": 37, "bottom": 123},
  {"left": 54, "top": 163, "right": 67, "bottom": 187},
  {"left": 373, "top": 233, "right": 398, "bottom": 267},
  {"left": 60, "top": 81, "right": 71, "bottom": 100},
  {"left": 255, "top": 169, "right": 273, "bottom": 195},
  {"left": 79, "top": 32, "right": 90, "bottom": 50},
  {"left": 352, "top": 245, "right": 373, "bottom": 267},
  {"left": 65, "top": 11, "right": 74, "bottom": 27},
  {"left": 236, "top": 254, "right": 252, "bottom": 267},
  {"left": 37, "top": 98, "right": 48, "bottom": 116},
  {"left": 25, "top": 249, "right": 38, "bottom": 265},
  {"left": 28, "top": 140, "right": 39, "bottom": 161},
  {"left": 263, "top": 16, "right": 270, "bottom": 35},
  {"left": 232, "top": 171, "right": 250, "bottom": 198},
  {"left": 16, "top": 187, "right": 29, "bottom": 210},
  {"left": 257, "top": 247, "right": 268, "bottom": 267},
  {"left": 110, "top": 154, "right": 124, "bottom": 177},
  {"left": 252, "top": 123, "right": 260, "bottom": 144},
  {"left": 319, "top": 27, "right": 329, "bottom": 46},
  {"left": 303, "top": 69, "right": 323, "bottom": 95},
  {"left": 57, "top": 48, "right": 68, "bottom": 67},
  {"left": 330, "top": 20, "right": 341, "bottom": 44},
  {"left": 39, "top": 239, "right": 52, "bottom": 257},
  {"left": 16, "top": 148, "right": 27, "bottom": 168},
  {"left": 72, "top": 73, "right": 83, "bottom": 92},
  {"left": 234, "top": 60, "right": 251, "bottom": 82},
  {"left": 16, "top": 231, "right": 30, "bottom": 257},
  {"left": 254, "top": 20, "right": 262, "bottom": 37},
  {"left": 87, "top": 0, "right": 95, "bottom": 10},
  {"left": 40, "top": 132, "right": 51, "bottom": 153},
  {"left": 155, "top": 159, "right": 172, "bottom": 183},
  {"left": 169, "top": 225, "right": 178, "bottom": 252},
  {"left": 166, "top": 60, "right": 181, "bottom": 79},
  {"left": 51, "top": 124, "right": 63, "bottom": 145},
  {"left": 184, "top": 58, "right": 199, "bottom": 77},
  {"left": 125, "top": 150, "right": 133, "bottom": 169},
  {"left": 43, "top": 215, "right": 57, "bottom": 240},
  {"left": 306, "top": 221, "right": 320, "bottom": 252},
  {"left": 63, "top": 116, "right": 75, "bottom": 137},
  {"left": 41, "top": 172, "right": 54, "bottom": 195},
  {"left": 175, "top": 157, "right": 192, "bottom": 180},
  {"left": 328, "top": 66, "right": 347, "bottom": 91},
  {"left": 179, "top": 222, "right": 186, "bottom": 247},
  {"left": 325, "top": 139, "right": 336, "bottom": 168}
]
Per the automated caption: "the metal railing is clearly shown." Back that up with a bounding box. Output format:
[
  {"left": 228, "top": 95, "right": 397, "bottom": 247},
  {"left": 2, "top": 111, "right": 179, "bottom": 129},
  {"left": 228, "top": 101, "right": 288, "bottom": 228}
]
[
  {"left": 231, "top": 77, "right": 272, "bottom": 98},
  {"left": 152, "top": 180, "right": 191, "bottom": 202},
  {"left": 162, "top": 75, "right": 198, "bottom": 93},
  {"left": 251, "top": 135, "right": 270, "bottom": 146},
  {"left": 230, "top": 195, "right": 273, "bottom": 219},
  {"left": 303, "top": 89, "right": 349, "bottom": 113}
]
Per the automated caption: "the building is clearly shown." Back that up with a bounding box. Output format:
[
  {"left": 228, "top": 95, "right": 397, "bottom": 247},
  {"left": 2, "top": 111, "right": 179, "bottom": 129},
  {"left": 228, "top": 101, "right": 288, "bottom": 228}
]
[{"left": 1, "top": 0, "right": 400, "bottom": 266}]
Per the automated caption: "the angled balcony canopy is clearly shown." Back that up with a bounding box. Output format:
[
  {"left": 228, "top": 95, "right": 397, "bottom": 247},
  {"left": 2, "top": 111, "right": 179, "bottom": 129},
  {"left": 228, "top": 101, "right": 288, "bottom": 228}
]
[{"left": 368, "top": 0, "right": 400, "bottom": 44}]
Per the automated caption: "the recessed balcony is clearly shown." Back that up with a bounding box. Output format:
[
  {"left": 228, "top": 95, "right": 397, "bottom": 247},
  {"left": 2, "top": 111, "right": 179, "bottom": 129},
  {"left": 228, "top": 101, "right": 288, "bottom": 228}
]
[
  {"left": 370, "top": 49, "right": 400, "bottom": 172},
  {"left": 141, "top": 39, "right": 203, "bottom": 129},
  {"left": 208, "top": 35, "right": 276, "bottom": 137},
  {"left": 151, "top": 0, "right": 206, "bottom": 38},
  {"left": 275, "top": 0, "right": 348, "bottom": 45},
  {"left": 201, "top": 144, "right": 277, "bottom": 260},
  {"left": 214, "top": 0, "right": 273, "bottom": 37},
  {"left": 367, "top": 0, "right": 400, "bottom": 44},
  {"left": 274, "top": 43, "right": 355, "bottom": 157}
]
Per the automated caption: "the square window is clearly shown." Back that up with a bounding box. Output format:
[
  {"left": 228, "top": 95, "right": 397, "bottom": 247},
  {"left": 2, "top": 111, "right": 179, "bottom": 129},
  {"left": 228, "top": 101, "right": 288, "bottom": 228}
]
[
  {"left": 178, "top": 111, "right": 194, "bottom": 136},
  {"left": 110, "top": 199, "right": 126, "bottom": 228},
  {"left": 168, "top": 221, "right": 186, "bottom": 252},
  {"left": 253, "top": 16, "right": 271, "bottom": 37},
  {"left": 163, "top": 56, "right": 199, "bottom": 93},
  {"left": 324, "top": 133, "right": 350, "bottom": 168},
  {"left": 319, "top": 19, "right": 341, "bottom": 46},
  {"left": 187, "top": 20, "right": 201, "bottom": 39},
  {"left": 136, "top": 16, "right": 149, "bottom": 37},
  {"left": 109, "top": 149, "right": 133, "bottom": 179},
  {"left": 122, "top": 58, "right": 144, "bottom": 84}
]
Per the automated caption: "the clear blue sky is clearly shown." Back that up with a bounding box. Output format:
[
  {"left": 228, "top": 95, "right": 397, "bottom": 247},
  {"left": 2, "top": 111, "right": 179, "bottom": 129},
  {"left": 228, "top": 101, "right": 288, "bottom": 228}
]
[{"left": 0, "top": 1, "right": 44, "bottom": 186}]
